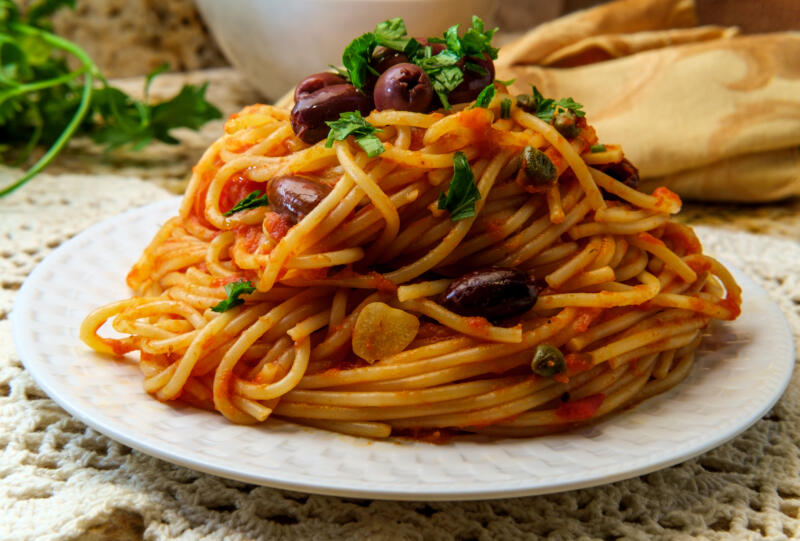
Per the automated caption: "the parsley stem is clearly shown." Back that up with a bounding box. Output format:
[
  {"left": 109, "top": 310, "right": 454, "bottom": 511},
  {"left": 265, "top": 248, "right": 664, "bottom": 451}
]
[
  {"left": 0, "top": 22, "right": 98, "bottom": 197},
  {"left": 0, "top": 66, "right": 87, "bottom": 103}
]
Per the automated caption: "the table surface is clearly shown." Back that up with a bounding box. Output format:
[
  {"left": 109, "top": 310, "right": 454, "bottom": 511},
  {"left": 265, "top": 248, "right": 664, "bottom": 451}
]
[{"left": 2, "top": 68, "right": 800, "bottom": 541}]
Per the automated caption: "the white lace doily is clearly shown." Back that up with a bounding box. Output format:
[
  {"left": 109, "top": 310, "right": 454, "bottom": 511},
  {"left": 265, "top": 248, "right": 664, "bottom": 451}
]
[{"left": 2, "top": 172, "right": 799, "bottom": 541}]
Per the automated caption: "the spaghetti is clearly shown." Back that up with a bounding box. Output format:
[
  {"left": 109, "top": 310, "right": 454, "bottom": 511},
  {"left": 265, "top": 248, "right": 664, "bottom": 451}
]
[{"left": 80, "top": 86, "right": 741, "bottom": 440}]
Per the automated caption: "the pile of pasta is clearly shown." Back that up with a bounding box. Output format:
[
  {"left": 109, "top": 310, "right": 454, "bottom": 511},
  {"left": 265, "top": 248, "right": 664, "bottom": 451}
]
[{"left": 81, "top": 88, "right": 741, "bottom": 439}]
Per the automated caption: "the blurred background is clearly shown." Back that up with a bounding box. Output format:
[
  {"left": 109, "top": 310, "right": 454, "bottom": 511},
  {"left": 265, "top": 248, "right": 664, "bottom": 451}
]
[{"left": 27, "top": 0, "right": 799, "bottom": 78}]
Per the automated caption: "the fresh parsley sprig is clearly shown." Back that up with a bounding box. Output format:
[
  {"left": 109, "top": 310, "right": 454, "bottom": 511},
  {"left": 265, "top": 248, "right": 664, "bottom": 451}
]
[
  {"left": 224, "top": 190, "right": 269, "bottom": 216},
  {"left": 0, "top": 0, "right": 221, "bottom": 197},
  {"left": 211, "top": 280, "right": 256, "bottom": 313},
  {"left": 325, "top": 111, "right": 385, "bottom": 157},
  {"left": 438, "top": 151, "right": 481, "bottom": 221}
]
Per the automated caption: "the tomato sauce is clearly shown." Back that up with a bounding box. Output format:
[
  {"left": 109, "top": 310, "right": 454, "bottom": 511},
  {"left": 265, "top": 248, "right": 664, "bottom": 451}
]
[
  {"left": 565, "top": 353, "right": 593, "bottom": 374},
  {"left": 263, "top": 211, "right": 291, "bottom": 241},
  {"left": 556, "top": 393, "right": 605, "bottom": 421},
  {"left": 219, "top": 173, "right": 262, "bottom": 216}
]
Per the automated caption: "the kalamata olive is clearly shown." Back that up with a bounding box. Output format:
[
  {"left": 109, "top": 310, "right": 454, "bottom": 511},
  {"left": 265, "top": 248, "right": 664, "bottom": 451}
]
[
  {"left": 598, "top": 158, "right": 640, "bottom": 193},
  {"left": 447, "top": 53, "right": 495, "bottom": 105},
  {"left": 268, "top": 175, "right": 332, "bottom": 223},
  {"left": 442, "top": 267, "right": 539, "bottom": 321},
  {"left": 374, "top": 63, "right": 434, "bottom": 112},
  {"left": 520, "top": 146, "right": 556, "bottom": 186},
  {"left": 531, "top": 344, "right": 566, "bottom": 377},
  {"left": 372, "top": 47, "right": 409, "bottom": 74},
  {"left": 294, "top": 72, "right": 348, "bottom": 103},
  {"left": 553, "top": 110, "right": 579, "bottom": 138},
  {"left": 290, "top": 84, "right": 373, "bottom": 144}
]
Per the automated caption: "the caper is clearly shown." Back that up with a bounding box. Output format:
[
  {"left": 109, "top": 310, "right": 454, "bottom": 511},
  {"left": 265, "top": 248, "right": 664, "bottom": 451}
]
[
  {"left": 516, "top": 94, "right": 536, "bottom": 113},
  {"left": 531, "top": 344, "right": 565, "bottom": 377},
  {"left": 521, "top": 146, "right": 556, "bottom": 186},
  {"left": 553, "top": 110, "right": 579, "bottom": 138}
]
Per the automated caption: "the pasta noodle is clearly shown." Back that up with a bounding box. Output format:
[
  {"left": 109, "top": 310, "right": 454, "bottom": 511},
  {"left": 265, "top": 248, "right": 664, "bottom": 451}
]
[{"left": 80, "top": 87, "right": 741, "bottom": 440}]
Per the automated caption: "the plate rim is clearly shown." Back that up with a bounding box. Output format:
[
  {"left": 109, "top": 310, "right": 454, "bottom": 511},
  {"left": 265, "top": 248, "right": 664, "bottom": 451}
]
[{"left": 11, "top": 198, "right": 796, "bottom": 501}]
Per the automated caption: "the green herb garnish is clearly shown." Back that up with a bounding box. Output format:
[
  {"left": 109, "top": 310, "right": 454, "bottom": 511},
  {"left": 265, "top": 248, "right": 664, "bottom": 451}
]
[
  {"left": 224, "top": 190, "right": 269, "bottom": 217},
  {"left": 211, "top": 280, "right": 256, "bottom": 313},
  {"left": 337, "top": 16, "right": 498, "bottom": 110},
  {"left": 496, "top": 78, "right": 516, "bottom": 86},
  {"left": 0, "top": 0, "right": 221, "bottom": 197},
  {"left": 472, "top": 84, "right": 496, "bottom": 109},
  {"left": 437, "top": 151, "right": 481, "bottom": 221},
  {"left": 590, "top": 144, "right": 607, "bottom": 153},
  {"left": 325, "top": 111, "right": 385, "bottom": 157},
  {"left": 527, "top": 86, "right": 586, "bottom": 123},
  {"left": 500, "top": 98, "right": 512, "bottom": 119},
  {"left": 374, "top": 17, "right": 410, "bottom": 51},
  {"left": 341, "top": 32, "right": 378, "bottom": 91}
]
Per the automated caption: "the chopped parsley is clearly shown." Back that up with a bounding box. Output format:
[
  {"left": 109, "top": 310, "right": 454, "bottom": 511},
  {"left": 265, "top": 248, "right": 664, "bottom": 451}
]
[
  {"left": 526, "top": 86, "right": 586, "bottom": 123},
  {"left": 496, "top": 78, "right": 516, "bottom": 86},
  {"left": 500, "top": 98, "right": 512, "bottom": 119},
  {"left": 325, "top": 111, "right": 385, "bottom": 157},
  {"left": 590, "top": 144, "right": 607, "bottom": 153},
  {"left": 374, "top": 17, "right": 410, "bottom": 51},
  {"left": 211, "top": 280, "right": 256, "bottom": 313},
  {"left": 472, "top": 84, "right": 496, "bottom": 108},
  {"left": 437, "top": 151, "right": 481, "bottom": 221},
  {"left": 224, "top": 190, "right": 269, "bottom": 216},
  {"left": 337, "top": 16, "right": 498, "bottom": 109},
  {"left": 341, "top": 32, "right": 378, "bottom": 90}
]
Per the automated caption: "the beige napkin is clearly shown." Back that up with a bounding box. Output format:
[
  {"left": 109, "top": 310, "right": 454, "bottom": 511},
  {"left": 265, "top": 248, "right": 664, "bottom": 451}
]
[{"left": 496, "top": 0, "right": 800, "bottom": 202}]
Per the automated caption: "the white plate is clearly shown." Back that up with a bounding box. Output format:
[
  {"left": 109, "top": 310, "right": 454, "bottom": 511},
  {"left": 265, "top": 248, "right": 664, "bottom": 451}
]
[{"left": 12, "top": 198, "right": 794, "bottom": 501}]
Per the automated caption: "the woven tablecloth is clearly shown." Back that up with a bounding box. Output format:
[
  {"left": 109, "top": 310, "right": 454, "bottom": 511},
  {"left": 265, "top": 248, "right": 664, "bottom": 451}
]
[{"left": 1, "top": 171, "right": 800, "bottom": 541}]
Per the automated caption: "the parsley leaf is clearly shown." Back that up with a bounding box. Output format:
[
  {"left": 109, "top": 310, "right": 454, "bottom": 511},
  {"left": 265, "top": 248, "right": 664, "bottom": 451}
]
[
  {"left": 522, "top": 86, "right": 586, "bottom": 123},
  {"left": 496, "top": 78, "right": 516, "bottom": 86},
  {"left": 91, "top": 80, "right": 221, "bottom": 150},
  {"left": 443, "top": 24, "right": 462, "bottom": 56},
  {"left": 374, "top": 17, "right": 410, "bottom": 51},
  {"left": 341, "top": 32, "right": 377, "bottom": 91},
  {"left": 413, "top": 49, "right": 463, "bottom": 110},
  {"left": 460, "top": 16, "right": 499, "bottom": 59},
  {"left": 472, "top": 84, "right": 496, "bottom": 108},
  {"left": 224, "top": 190, "right": 269, "bottom": 216},
  {"left": 438, "top": 151, "right": 481, "bottom": 221},
  {"left": 500, "top": 98, "right": 512, "bottom": 119},
  {"left": 211, "top": 280, "right": 256, "bottom": 313},
  {"left": 325, "top": 111, "right": 385, "bottom": 157},
  {"left": 590, "top": 144, "right": 606, "bottom": 153}
]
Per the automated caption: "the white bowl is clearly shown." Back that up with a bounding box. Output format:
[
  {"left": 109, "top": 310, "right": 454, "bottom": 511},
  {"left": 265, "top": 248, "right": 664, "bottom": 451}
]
[{"left": 196, "top": 0, "right": 497, "bottom": 101}]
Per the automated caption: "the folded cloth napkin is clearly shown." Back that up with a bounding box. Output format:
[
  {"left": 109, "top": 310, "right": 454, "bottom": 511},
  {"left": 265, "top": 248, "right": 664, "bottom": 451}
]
[{"left": 495, "top": 0, "right": 800, "bottom": 202}]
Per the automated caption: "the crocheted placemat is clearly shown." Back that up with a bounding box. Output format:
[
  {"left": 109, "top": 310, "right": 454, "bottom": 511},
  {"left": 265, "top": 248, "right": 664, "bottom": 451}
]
[{"left": 2, "top": 172, "right": 799, "bottom": 541}]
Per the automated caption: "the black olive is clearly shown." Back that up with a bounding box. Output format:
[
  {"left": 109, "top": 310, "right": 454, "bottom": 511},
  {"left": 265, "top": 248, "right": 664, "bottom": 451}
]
[
  {"left": 447, "top": 53, "right": 495, "bottom": 105},
  {"left": 294, "top": 72, "right": 348, "bottom": 103},
  {"left": 442, "top": 267, "right": 539, "bottom": 321},
  {"left": 520, "top": 146, "right": 557, "bottom": 186},
  {"left": 372, "top": 47, "right": 410, "bottom": 74},
  {"left": 373, "top": 63, "right": 434, "bottom": 113},
  {"left": 597, "top": 158, "right": 640, "bottom": 201},
  {"left": 531, "top": 344, "right": 566, "bottom": 377},
  {"left": 268, "top": 175, "right": 332, "bottom": 223},
  {"left": 290, "top": 84, "right": 374, "bottom": 144},
  {"left": 553, "top": 110, "right": 579, "bottom": 138}
]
